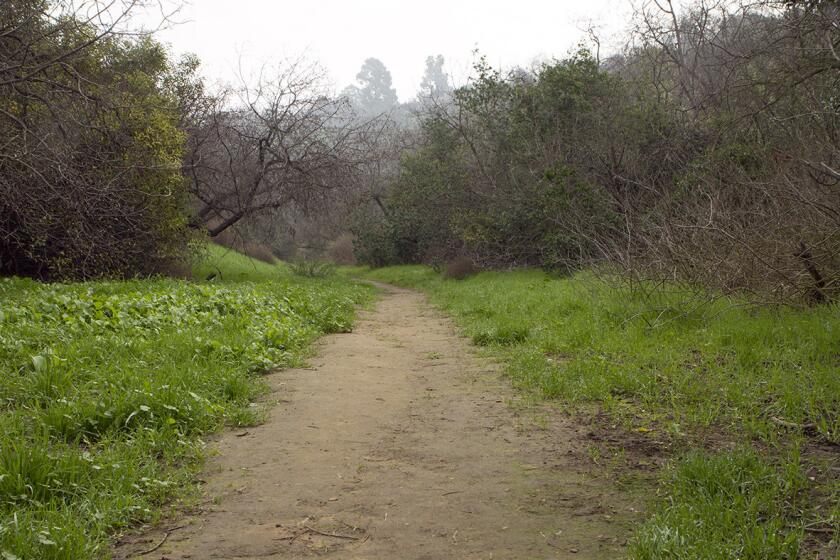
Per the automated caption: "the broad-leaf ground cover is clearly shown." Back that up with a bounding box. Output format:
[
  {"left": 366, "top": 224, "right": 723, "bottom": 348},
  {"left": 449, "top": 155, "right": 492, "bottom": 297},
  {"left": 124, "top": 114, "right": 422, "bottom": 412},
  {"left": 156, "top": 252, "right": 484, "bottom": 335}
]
[{"left": 0, "top": 247, "right": 370, "bottom": 559}]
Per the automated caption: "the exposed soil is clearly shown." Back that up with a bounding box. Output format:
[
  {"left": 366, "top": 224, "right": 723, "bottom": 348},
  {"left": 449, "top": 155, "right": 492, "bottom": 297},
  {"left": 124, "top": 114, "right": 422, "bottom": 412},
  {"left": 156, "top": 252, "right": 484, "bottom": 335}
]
[{"left": 114, "top": 283, "right": 638, "bottom": 559}]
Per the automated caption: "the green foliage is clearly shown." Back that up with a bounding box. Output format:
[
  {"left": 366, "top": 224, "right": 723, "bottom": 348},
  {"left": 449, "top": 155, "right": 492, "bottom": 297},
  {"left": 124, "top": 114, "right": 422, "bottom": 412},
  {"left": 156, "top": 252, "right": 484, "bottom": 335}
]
[
  {"left": 0, "top": 256, "right": 370, "bottom": 559},
  {"left": 351, "top": 117, "right": 469, "bottom": 266},
  {"left": 363, "top": 265, "right": 839, "bottom": 557},
  {"left": 354, "top": 50, "right": 624, "bottom": 270},
  {"left": 354, "top": 23, "right": 840, "bottom": 300},
  {"left": 456, "top": 165, "right": 618, "bottom": 270},
  {"left": 350, "top": 211, "right": 402, "bottom": 267},
  {"left": 0, "top": 9, "right": 197, "bottom": 280}
]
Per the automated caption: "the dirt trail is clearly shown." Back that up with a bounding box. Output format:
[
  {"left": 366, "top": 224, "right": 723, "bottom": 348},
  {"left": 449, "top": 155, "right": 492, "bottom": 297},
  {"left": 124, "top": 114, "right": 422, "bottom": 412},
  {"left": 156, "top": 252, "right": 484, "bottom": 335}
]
[{"left": 116, "top": 284, "right": 632, "bottom": 559}]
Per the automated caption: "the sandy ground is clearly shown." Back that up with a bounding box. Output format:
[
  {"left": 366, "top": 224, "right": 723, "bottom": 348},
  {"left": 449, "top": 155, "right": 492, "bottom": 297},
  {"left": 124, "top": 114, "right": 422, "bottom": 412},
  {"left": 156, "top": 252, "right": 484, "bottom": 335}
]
[{"left": 114, "top": 283, "right": 634, "bottom": 560}]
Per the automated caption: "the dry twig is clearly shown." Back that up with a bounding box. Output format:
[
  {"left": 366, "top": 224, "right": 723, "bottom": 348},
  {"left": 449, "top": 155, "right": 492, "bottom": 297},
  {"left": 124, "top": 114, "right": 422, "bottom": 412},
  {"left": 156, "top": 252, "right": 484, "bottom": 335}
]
[{"left": 136, "top": 525, "right": 186, "bottom": 556}]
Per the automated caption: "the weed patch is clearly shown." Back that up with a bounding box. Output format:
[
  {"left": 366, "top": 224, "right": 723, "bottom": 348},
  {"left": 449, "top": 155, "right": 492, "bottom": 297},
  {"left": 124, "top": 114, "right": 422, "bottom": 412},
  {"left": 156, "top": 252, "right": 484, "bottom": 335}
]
[{"left": 0, "top": 251, "right": 370, "bottom": 559}]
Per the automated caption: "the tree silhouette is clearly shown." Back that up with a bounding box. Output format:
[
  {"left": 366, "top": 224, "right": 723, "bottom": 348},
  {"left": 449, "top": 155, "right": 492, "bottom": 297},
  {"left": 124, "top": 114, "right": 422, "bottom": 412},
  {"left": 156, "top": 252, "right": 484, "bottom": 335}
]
[
  {"left": 347, "top": 57, "right": 399, "bottom": 116},
  {"left": 419, "top": 55, "right": 451, "bottom": 101}
]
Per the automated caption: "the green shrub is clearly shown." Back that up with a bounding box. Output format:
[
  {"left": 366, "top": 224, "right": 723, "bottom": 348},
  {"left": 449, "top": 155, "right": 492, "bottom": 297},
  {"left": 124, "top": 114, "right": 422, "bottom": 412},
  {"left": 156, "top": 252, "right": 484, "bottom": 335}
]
[{"left": 0, "top": 19, "right": 196, "bottom": 280}]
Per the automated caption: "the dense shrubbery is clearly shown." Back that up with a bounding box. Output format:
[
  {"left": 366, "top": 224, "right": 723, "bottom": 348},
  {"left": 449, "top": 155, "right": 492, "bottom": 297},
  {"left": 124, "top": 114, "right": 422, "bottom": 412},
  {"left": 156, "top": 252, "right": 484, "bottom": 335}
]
[
  {"left": 0, "top": 2, "right": 198, "bottom": 280},
  {"left": 353, "top": 2, "right": 840, "bottom": 302},
  {"left": 353, "top": 54, "right": 625, "bottom": 271},
  {"left": 0, "top": 260, "right": 369, "bottom": 559},
  {"left": 0, "top": 2, "right": 366, "bottom": 281}
]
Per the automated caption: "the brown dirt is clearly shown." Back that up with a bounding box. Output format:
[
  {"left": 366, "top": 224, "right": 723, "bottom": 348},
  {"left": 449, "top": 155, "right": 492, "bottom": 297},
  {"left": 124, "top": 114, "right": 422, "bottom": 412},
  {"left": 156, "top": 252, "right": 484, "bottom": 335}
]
[{"left": 114, "top": 283, "right": 637, "bottom": 559}]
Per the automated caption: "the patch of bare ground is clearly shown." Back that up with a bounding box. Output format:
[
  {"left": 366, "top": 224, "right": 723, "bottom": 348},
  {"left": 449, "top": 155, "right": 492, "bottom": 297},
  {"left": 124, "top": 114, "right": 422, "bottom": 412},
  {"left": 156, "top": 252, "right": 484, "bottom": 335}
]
[{"left": 114, "top": 284, "right": 640, "bottom": 559}]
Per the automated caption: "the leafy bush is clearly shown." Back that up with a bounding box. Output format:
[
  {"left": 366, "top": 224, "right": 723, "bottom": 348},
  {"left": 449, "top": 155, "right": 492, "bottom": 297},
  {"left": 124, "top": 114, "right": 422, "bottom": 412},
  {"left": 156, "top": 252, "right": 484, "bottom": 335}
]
[
  {"left": 0, "top": 8, "right": 197, "bottom": 280},
  {"left": 354, "top": 24, "right": 840, "bottom": 302},
  {"left": 350, "top": 207, "right": 417, "bottom": 267},
  {"left": 352, "top": 54, "right": 622, "bottom": 272}
]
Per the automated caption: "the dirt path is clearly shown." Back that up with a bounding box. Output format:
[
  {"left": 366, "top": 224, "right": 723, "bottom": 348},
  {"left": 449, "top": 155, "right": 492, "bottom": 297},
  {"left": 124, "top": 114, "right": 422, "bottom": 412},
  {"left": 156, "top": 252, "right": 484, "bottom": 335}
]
[{"left": 115, "top": 284, "right": 633, "bottom": 559}]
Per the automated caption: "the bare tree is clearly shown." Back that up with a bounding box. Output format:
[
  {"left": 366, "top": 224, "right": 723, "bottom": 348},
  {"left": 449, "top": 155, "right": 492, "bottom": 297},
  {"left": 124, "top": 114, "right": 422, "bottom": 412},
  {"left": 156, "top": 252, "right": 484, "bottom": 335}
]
[
  {"left": 622, "top": 0, "right": 840, "bottom": 300},
  {"left": 186, "top": 60, "right": 381, "bottom": 237}
]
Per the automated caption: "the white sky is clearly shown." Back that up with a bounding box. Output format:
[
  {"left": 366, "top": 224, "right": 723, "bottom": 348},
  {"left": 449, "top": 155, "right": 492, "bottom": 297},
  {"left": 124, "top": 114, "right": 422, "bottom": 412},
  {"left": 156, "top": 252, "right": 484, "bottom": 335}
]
[{"left": 142, "top": 0, "right": 636, "bottom": 100}]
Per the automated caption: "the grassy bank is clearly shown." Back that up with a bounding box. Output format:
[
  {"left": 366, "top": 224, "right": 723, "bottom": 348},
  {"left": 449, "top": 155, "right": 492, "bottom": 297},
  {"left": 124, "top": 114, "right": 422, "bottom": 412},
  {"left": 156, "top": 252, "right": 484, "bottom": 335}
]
[
  {"left": 362, "top": 266, "right": 839, "bottom": 559},
  {"left": 0, "top": 247, "right": 370, "bottom": 559}
]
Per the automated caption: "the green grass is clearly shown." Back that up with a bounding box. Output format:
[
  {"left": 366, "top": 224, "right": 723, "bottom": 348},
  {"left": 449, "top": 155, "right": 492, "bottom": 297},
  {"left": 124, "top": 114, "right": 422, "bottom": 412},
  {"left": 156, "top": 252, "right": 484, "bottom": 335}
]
[
  {"left": 0, "top": 247, "right": 371, "bottom": 559},
  {"left": 631, "top": 448, "right": 807, "bottom": 559},
  {"left": 362, "top": 265, "right": 839, "bottom": 559},
  {"left": 193, "top": 242, "right": 286, "bottom": 283}
]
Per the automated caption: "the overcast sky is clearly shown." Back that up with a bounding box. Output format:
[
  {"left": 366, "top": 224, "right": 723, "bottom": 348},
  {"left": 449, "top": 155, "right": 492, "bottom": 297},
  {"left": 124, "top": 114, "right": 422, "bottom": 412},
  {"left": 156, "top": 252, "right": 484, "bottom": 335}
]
[{"left": 141, "top": 0, "right": 636, "bottom": 100}]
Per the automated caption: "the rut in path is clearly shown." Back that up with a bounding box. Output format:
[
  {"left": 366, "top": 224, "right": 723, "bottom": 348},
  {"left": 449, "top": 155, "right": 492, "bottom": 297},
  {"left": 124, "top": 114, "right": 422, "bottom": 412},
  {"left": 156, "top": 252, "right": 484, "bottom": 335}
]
[{"left": 115, "top": 284, "right": 634, "bottom": 560}]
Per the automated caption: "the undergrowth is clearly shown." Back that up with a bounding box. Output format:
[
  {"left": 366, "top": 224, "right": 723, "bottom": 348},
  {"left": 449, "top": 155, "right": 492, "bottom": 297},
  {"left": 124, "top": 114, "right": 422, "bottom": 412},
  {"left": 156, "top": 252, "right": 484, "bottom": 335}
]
[
  {"left": 362, "top": 265, "right": 839, "bottom": 559},
  {"left": 0, "top": 248, "right": 370, "bottom": 559}
]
